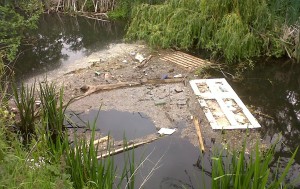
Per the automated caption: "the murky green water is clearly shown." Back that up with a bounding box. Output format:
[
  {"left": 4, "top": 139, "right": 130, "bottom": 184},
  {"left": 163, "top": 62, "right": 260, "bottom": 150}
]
[{"left": 14, "top": 14, "right": 125, "bottom": 80}]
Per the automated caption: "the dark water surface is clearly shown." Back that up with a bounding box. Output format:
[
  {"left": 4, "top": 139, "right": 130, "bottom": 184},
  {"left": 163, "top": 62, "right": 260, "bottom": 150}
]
[
  {"left": 68, "top": 109, "right": 157, "bottom": 141},
  {"left": 208, "top": 61, "right": 300, "bottom": 185},
  {"left": 67, "top": 109, "right": 211, "bottom": 189},
  {"left": 14, "top": 14, "right": 125, "bottom": 80}
]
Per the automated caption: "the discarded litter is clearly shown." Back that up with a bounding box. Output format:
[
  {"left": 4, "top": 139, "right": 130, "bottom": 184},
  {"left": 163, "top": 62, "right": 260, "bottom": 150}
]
[
  {"left": 94, "top": 71, "right": 101, "bottom": 76},
  {"left": 122, "top": 60, "right": 128, "bottom": 63},
  {"left": 35, "top": 100, "right": 41, "bottom": 107},
  {"left": 135, "top": 53, "right": 145, "bottom": 63},
  {"left": 189, "top": 78, "right": 261, "bottom": 129},
  {"left": 174, "top": 74, "right": 183, "bottom": 78},
  {"left": 158, "top": 128, "right": 176, "bottom": 135},
  {"left": 155, "top": 100, "right": 167, "bottom": 106},
  {"left": 161, "top": 74, "right": 168, "bottom": 79}
]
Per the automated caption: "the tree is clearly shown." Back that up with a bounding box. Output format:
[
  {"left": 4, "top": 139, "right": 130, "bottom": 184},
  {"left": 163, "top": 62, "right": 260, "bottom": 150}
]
[{"left": 0, "top": 0, "right": 42, "bottom": 66}]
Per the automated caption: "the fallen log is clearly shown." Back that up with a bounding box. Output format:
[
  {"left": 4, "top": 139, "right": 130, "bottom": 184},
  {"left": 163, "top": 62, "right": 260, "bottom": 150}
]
[
  {"left": 72, "top": 78, "right": 185, "bottom": 103},
  {"left": 193, "top": 117, "right": 205, "bottom": 153}
]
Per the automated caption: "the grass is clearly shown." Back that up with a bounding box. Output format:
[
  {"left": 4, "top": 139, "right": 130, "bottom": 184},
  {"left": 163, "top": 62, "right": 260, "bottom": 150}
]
[
  {"left": 12, "top": 82, "right": 37, "bottom": 145},
  {"left": 210, "top": 142, "right": 299, "bottom": 189}
]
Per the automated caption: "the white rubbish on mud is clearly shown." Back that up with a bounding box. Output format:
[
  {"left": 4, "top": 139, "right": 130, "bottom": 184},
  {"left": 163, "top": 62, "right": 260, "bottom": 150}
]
[{"left": 158, "top": 128, "right": 177, "bottom": 135}]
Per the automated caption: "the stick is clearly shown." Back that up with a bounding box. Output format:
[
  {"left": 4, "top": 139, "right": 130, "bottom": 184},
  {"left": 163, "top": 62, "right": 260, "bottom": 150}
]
[
  {"left": 71, "top": 78, "right": 184, "bottom": 102},
  {"left": 136, "top": 55, "right": 153, "bottom": 68},
  {"left": 93, "top": 136, "right": 109, "bottom": 145},
  {"left": 97, "top": 136, "right": 160, "bottom": 159},
  {"left": 193, "top": 117, "right": 205, "bottom": 152}
]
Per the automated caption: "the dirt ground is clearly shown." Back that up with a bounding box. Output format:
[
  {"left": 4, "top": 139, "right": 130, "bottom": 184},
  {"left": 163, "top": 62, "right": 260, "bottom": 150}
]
[{"left": 31, "top": 42, "right": 266, "bottom": 152}]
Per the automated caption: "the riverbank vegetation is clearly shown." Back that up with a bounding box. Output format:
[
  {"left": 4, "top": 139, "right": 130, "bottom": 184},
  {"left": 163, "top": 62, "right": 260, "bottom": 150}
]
[
  {"left": 0, "top": 78, "right": 138, "bottom": 188},
  {"left": 126, "top": 0, "right": 300, "bottom": 64}
]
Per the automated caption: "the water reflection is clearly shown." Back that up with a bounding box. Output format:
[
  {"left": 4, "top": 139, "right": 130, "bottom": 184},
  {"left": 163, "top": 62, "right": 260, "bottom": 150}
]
[
  {"left": 232, "top": 63, "right": 300, "bottom": 160},
  {"left": 207, "top": 61, "right": 300, "bottom": 186},
  {"left": 14, "top": 14, "right": 125, "bottom": 80}
]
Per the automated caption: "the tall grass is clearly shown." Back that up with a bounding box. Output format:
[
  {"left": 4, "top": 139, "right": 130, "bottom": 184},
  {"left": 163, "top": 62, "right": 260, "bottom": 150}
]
[
  {"left": 39, "top": 82, "right": 69, "bottom": 145},
  {"left": 65, "top": 128, "right": 117, "bottom": 189},
  {"left": 211, "top": 142, "right": 299, "bottom": 188},
  {"left": 12, "top": 83, "right": 37, "bottom": 144}
]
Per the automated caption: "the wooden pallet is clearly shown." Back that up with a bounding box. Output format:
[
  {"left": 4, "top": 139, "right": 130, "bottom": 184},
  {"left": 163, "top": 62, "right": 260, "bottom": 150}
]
[{"left": 161, "top": 51, "right": 212, "bottom": 70}]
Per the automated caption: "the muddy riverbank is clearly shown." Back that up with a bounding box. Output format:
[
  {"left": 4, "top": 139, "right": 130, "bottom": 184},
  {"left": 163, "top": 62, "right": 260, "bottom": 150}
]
[{"left": 27, "top": 42, "right": 264, "bottom": 153}]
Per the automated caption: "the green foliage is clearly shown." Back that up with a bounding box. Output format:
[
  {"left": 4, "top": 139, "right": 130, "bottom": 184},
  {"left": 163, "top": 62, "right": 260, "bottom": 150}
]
[
  {"left": 0, "top": 0, "right": 42, "bottom": 64},
  {"left": 39, "top": 82, "right": 68, "bottom": 144},
  {"left": 211, "top": 142, "right": 299, "bottom": 188},
  {"left": 65, "top": 129, "right": 116, "bottom": 189},
  {"left": 127, "top": 0, "right": 300, "bottom": 63},
  {"left": 108, "top": 0, "right": 165, "bottom": 19},
  {"left": 13, "top": 83, "right": 37, "bottom": 144},
  {"left": 0, "top": 95, "right": 72, "bottom": 188}
]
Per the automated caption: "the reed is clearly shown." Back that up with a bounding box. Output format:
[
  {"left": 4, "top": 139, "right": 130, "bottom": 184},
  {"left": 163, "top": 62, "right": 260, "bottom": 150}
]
[
  {"left": 39, "top": 81, "right": 67, "bottom": 143},
  {"left": 12, "top": 83, "right": 37, "bottom": 144},
  {"left": 211, "top": 142, "right": 299, "bottom": 189}
]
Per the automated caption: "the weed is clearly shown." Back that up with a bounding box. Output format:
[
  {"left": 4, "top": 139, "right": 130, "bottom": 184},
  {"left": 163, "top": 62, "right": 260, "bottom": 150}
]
[
  {"left": 12, "top": 82, "right": 37, "bottom": 144},
  {"left": 211, "top": 142, "right": 298, "bottom": 189}
]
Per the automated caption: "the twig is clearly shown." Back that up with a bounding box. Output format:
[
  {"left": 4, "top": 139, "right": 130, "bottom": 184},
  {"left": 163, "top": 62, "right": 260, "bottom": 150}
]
[
  {"left": 136, "top": 55, "right": 153, "bottom": 68},
  {"left": 193, "top": 117, "right": 205, "bottom": 153}
]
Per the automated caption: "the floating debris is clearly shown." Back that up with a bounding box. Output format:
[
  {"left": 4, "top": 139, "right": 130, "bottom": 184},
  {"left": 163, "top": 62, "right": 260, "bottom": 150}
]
[
  {"left": 190, "top": 78, "right": 261, "bottom": 129},
  {"left": 158, "top": 128, "right": 176, "bottom": 135}
]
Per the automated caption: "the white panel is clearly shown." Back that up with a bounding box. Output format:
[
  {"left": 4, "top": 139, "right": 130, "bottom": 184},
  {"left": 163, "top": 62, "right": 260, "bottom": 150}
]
[{"left": 190, "top": 78, "right": 261, "bottom": 130}]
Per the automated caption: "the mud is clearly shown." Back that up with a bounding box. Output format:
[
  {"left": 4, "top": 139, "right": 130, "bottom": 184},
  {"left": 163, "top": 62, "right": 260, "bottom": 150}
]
[{"left": 28, "top": 42, "right": 265, "bottom": 152}]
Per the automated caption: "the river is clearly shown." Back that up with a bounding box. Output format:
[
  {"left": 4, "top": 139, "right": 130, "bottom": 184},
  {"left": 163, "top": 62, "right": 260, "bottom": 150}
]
[{"left": 14, "top": 14, "right": 300, "bottom": 188}]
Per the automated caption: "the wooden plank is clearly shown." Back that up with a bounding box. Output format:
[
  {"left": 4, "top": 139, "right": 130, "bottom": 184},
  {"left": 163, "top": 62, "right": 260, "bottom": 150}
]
[
  {"left": 172, "top": 53, "right": 207, "bottom": 66},
  {"left": 193, "top": 117, "right": 205, "bottom": 152},
  {"left": 97, "top": 136, "right": 160, "bottom": 159},
  {"left": 161, "top": 51, "right": 213, "bottom": 70},
  {"left": 167, "top": 55, "right": 204, "bottom": 67},
  {"left": 161, "top": 58, "right": 190, "bottom": 69},
  {"left": 161, "top": 57, "right": 192, "bottom": 67},
  {"left": 93, "top": 136, "right": 109, "bottom": 145},
  {"left": 174, "top": 52, "right": 212, "bottom": 64}
]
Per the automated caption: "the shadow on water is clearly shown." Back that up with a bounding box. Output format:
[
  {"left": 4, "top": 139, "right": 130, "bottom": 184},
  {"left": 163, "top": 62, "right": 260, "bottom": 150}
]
[
  {"left": 67, "top": 109, "right": 212, "bottom": 188},
  {"left": 114, "top": 136, "right": 212, "bottom": 189},
  {"left": 67, "top": 109, "right": 156, "bottom": 141},
  {"left": 13, "top": 13, "right": 125, "bottom": 80}
]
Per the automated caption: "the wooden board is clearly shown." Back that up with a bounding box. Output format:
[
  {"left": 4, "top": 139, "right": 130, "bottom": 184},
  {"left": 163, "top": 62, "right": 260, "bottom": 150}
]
[
  {"left": 161, "top": 51, "right": 212, "bottom": 70},
  {"left": 190, "top": 78, "right": 261, "bottom": 129}
]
